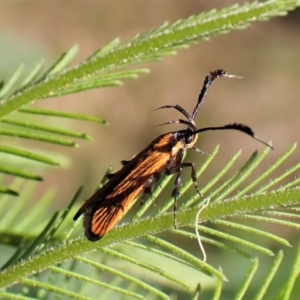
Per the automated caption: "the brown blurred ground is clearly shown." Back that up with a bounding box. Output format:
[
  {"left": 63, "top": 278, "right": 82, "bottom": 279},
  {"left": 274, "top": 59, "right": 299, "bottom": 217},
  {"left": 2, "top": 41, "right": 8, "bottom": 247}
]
[{"left": 0, "top": 1, "right": 299, "bottom": 209}]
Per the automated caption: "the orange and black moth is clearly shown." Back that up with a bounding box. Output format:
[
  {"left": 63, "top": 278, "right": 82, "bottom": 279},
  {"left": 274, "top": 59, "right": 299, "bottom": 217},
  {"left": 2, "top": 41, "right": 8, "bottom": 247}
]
[{"left": 74, "top": 69, "right": 272, "bottom": 241}]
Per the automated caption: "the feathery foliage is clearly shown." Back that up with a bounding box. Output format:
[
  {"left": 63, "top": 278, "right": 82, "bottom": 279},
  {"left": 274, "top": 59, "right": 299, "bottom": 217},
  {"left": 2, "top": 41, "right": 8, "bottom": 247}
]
[{"left": 1, "top": 1, "right": 300, "bottom": 299}]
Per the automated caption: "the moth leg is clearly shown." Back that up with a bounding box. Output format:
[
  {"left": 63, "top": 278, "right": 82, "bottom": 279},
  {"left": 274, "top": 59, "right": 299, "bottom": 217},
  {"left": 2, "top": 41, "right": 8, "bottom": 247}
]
[
  {"left": 140, "top": 173, "right": 159, "bottom": 205},
  {"left": 166, "top": 165, "right": 184, "bottom": 228},
  {"left": 172, "top": 168, "right": 183, "bottom": 228},
  {"left": 176, "top": 162, "right": 203, "bottom": 198},
  {"left": 167, "top": 162, "right": 203, "bottom": 228},
  {"left": 191, "top": 146, "right": 212, "bottom": 156},
  {"left": 140, "top": 183, "right": 154, "bottom": 205}
]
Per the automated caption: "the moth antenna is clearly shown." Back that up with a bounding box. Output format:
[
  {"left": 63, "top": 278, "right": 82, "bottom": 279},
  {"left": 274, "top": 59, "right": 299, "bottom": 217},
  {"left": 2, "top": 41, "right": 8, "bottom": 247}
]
[
  {"left": 191, "top": 69, "right": 242, "bottom": 120},
  {"left": 193, "top": 123, "right": 273, "bottom": 149},
  {"left": 154, "top": 104, "right": 192, "bottom": 121},
  {"left": 155, "top": 119, "right": 196, "bottom": 131}
]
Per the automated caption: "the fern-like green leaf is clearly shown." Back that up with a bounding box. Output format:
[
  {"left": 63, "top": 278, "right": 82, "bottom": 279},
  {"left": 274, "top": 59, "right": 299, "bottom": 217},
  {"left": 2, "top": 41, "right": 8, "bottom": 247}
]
[{"left": 1, "top": 1, "right": 300, "bottom": 299}]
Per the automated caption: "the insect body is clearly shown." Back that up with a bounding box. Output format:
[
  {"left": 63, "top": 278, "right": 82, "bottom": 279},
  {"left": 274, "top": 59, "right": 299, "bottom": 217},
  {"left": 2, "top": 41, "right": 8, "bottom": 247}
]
[{"left": 74, "top": 69, "right": 272, "bottom": 241}]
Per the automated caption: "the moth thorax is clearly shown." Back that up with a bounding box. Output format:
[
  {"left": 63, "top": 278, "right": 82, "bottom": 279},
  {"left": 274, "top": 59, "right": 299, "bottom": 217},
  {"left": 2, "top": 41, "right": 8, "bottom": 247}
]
[{"left": 183, "top": 132, "right": 198, "bottom": 148}]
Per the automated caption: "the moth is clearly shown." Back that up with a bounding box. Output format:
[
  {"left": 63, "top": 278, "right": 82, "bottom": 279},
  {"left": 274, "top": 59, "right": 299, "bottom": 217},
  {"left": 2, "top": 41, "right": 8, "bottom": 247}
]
[{"left": 74, "top": 69, "right": 272, "bottom": 241}]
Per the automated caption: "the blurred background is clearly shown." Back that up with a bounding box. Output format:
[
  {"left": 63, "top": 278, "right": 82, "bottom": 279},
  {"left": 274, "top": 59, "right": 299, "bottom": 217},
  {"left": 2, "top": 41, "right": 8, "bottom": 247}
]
[{"left": 0, "top": 1, "right": 300, "bottom": 297}]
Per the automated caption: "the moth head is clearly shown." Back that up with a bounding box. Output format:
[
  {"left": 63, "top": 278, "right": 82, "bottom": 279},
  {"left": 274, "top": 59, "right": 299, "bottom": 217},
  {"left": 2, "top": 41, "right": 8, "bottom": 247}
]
[{"left": 181, "top": 129, "right": 198, "bottom": 148}]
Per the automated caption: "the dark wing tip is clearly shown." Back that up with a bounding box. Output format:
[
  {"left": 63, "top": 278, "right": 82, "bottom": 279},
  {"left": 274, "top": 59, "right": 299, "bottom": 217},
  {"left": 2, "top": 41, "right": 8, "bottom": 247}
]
[
  {"left": 74, "top": 208, "right": 103, "bottom": 241},
  {"left": 73, "top": 202, "right": 88, "bottom": 221},
  {"left": 85, "top": 230, "right": 102, "bottom": 242},
  {"left": 73, "top": 209, "right": 82, "bottom": 221}
]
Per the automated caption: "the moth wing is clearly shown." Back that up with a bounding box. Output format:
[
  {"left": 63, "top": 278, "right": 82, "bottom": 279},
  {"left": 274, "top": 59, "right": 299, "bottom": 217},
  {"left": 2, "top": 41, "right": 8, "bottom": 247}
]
[{"left": 82, "top": 192, "right": 134, "bottom": 241}]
